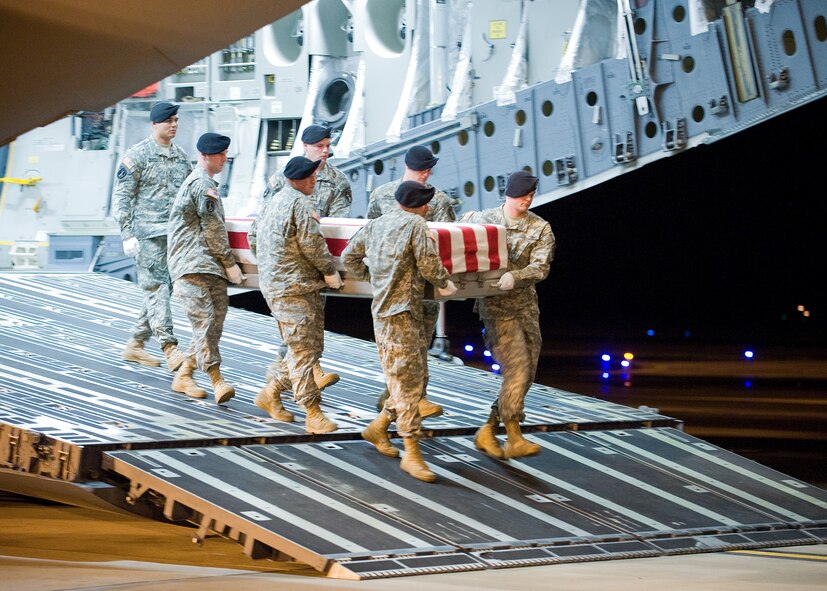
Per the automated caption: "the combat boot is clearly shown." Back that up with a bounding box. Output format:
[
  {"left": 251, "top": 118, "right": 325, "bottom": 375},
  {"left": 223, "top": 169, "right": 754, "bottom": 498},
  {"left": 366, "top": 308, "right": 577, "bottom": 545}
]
[
  {"left": 122, "top": 339, "right": 161, "bottom": 367},
  {"left": 162, "top": 343, "right": 185, "bottom": 372},
  {"left": 171, "top": 358, "right": 207, "bottom": 399},
  {"left": 207, "top": 366, "right": 235, "bottom": 404},
  {"left": 254, "top": 379, "right": 294, "bottom": 422},
  {"left": 474, "top": 410, "right": 504, "bottom": 459},
  {"left": 305, "top": 400, "right": 338, "bottom": 434},
  {"left": 400, "top": 436, "right": 437, "bottom": 483},
  {"left": 312, "top": 362, "right": 340, "bottom": 390},
  {"left": 418, "top": 397, "right": 443, "bottom": 419},
  {"left": 503, "top": 419, "right": 540, "bottom": 459},
  {"left": 361, "top": 410, "right": 399, "bottom": 457}
]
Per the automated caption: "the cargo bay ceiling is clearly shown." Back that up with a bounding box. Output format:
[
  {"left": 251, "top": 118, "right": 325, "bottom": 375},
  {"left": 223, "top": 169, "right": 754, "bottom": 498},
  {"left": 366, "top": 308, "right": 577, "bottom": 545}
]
[{"left": 0, "top": 0, "right": 309, "bottom": 146}]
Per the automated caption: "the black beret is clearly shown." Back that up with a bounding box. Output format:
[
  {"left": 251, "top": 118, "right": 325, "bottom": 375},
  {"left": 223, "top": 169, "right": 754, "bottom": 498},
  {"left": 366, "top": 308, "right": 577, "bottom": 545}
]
[
  {"left": 150, "top": 102, "right": 179, "bottom": 123},
  {"left": 395, "top": 180, "right": 435, "bottom": 208},
  {"left": 301, "top": 124, "right": 332, "bottom": 144},
  {"left": 284, "top": 156, "right": 322, "bottom": 180},
  {"left": 505, "top": 170, "right": 538, "bottom": 197},
  {"left": 405, "top": 145, "right": 439, "bottom": 171},
  {"left": 196, "top": 132, "right": 231, "bottom": 155}
]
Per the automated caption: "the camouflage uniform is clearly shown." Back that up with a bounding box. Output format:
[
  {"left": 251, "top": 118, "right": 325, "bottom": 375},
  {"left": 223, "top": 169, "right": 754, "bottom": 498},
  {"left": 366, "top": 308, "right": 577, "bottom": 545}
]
[
  {"left": 366, "top": 177, "right": 457, "bottom": 389},
  {"left": 167, "top": 166, "right": 236, "bottom": 372},
  {"left": 114, "top": 136, "right": 192, "bottom": 348},
  {"left": 250, "top": 185, "right": 337, "bottom": 408},
  {"left": 342, "top": 209, "right": 452, "bottom": 437},
  {"left": 459, "top": 206, "right": 555, "bottom": 422},
  {"left": 248, "top": 160, "right": 351, "bottom": 260}
]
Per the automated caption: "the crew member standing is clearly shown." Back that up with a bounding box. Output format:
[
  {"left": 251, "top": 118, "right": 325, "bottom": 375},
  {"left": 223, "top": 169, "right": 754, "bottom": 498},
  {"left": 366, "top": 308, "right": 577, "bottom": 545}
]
[
  {"left": 343, "top": 181, "right": 457, "bottom": 482},
  {"left": 115, "top": 101, "right": 191, "bottom": 372},
  {"left": 460, "top": 171, "right": 555, "bottom": 459},
  {"left": 250, "top": 156, "right": 343, "bottom": 434},
  {"left": 254, "top": 124, "right": 350, "bottom": 390},
  {"left": 167, "top": 132, "right": 244, "bottom": 404},
  {"left": 366, "top": 144, "right": 457, "bottom": 417}
]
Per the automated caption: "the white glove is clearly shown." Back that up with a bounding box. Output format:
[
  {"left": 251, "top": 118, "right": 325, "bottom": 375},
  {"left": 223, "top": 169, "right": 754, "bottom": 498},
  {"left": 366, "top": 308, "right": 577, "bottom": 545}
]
[
  {"left": 122, "top": 237, "right": 139, "bottom": 258},
  {"left": 437, "top": 280, "right": 458, "bottom": 297},
  {"left": 496, "top": 271, "right": 515, "bottom": 291},
  {"left": 225, "top": 264, "right": 245, "bottom": 285},
  {"left": 324, "top": 271, "right": 344, "bottom": 290}
]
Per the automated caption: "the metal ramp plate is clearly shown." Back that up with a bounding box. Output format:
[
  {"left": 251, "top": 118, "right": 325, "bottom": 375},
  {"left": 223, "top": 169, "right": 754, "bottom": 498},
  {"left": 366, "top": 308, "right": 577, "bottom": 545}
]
[{"left": 104, "top": 429, "right": 827, "bottom": 578}]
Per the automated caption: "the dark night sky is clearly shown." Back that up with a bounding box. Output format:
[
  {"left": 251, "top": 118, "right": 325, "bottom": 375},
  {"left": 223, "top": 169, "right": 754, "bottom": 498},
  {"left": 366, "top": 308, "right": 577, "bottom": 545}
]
[{"left": 529, "top": 95, "right": 826, "bottom": 346}]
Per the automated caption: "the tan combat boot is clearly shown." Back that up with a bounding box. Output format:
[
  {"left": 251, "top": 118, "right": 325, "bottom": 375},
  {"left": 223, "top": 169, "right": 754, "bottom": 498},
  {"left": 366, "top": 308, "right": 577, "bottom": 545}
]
[
  {"left": 305, "top": 400, "right": 338, "bottom": 434},
  {"left": 162, "top": 343, "right": 185, "bottom": 372},
  {"left": 171, "top": 357, "right": 207, "bottom": 399},
  {"left": 361, "top": 410, "right": 399, "bottom": 457},
  {"left": 503, "top": 419, "right": 541, "bottom": 459},
  {"left": 400, "top": 436, "right": 437, "bottom": 483},
  {"left": 207, "top": 366, "right": 235, "bottom": 404},
  {"left": 474, "top": 410, "right": 504, "bottom": 459},
  {"left": 122, "top": 339, "right": 161, "bottom": 367},
  {"left": 312, "top": 362, "right": 340, "bottom": 390},
  {"left": 254, "top": 379, "right": 294, "bottom": 422},
  {"left": 418, "top": 397, "right": 443, "bottom": 419}
]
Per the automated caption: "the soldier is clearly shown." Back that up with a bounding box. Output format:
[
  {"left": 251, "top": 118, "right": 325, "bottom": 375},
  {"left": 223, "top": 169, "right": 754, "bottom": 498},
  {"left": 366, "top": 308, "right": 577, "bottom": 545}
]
[
  {"left": 343, "top": 181, "right": 457, "bottom": 483},
  {"left": 250, "top": 156, "right": 343, "bottom": 434},
  {"left": 459, "top": 171, "right": 555, "bottom": 459},
  {"left": 252, "top": 124, "right": 349, "bottom": 390},
  {"left": 167, "top": 132, "right": 244, "bottom": 404},
  {"left": 367, "top": 144, "right": 457, "bottom": 417},
  {"left": 114, "top": 101, "right": 191, "bottom": 373}
]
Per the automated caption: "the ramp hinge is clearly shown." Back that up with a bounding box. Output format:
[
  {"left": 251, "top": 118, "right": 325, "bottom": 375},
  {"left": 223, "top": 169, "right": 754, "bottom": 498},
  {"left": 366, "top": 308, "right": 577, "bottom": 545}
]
[
  {"left": 613, "top": 132, "right": 636, "bottom": 163},
  {"left": 709, "top": 95, "right": 729, "bottom": 116},
  {"left": 555, "top": 156, "right": 577, "bottom": 185},
  {"left": 661, "top": 118, "right": 687, "bottom": 151},
  {"left": 767, "top": 68, "right": 790, "bottom": 91}
]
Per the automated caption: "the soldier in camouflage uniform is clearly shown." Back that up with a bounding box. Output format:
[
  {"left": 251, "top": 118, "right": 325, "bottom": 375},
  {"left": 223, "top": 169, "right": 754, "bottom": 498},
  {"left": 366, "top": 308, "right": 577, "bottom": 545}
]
[
  {"left": 343, "top": 181, "right": 458, "bottom": 483},
  {"left": 114, "top": 102, "right": 191, "bottom": 373},
  {"left": 250, "top": 156, "right": 343, "bottom": 434},
  {"left": 367, "top": 145, "right": 457, "bottom": 417},
  {"left": 252, "top": 124, "right": 349, "bottom": 391},
  {"left": 167, "top": 133, "right": 245, "bottom": 405},
  {"left": 460, "top": 171, "right": 555, "bottom": 460}
]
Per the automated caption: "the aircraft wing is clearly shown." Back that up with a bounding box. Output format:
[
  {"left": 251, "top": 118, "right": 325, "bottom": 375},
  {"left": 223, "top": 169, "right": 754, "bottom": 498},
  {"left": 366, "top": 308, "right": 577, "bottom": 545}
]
[{"left": 0, "top": 0, "right": 307, "bottom": 146}]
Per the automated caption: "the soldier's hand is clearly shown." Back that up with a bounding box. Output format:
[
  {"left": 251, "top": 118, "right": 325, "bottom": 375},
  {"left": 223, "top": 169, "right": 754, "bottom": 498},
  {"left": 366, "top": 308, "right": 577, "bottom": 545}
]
[
  {"left": 225, "top": 264, "right": 245, "bottom": 285},
  {"left": 496, "top": 271, "right": 515, "bottom": 291},
  {"left": 324, "top": 272, "right": 344, "bottom": 290},
  {"left": 437, "top": 280, "right": 458, "bottom": 297},
  {"left": 122, "top": 237, "right": 140, "bottom": 258}
]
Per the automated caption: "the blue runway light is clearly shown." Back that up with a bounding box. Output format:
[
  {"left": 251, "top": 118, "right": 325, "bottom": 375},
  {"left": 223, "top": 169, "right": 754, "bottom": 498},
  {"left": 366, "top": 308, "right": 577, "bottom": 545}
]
[
  {"left": 483, "top": 350, "right": 492, "bottom": 358},
  {"left": 602, "top": 372, "right": 610, "bottom": 379},
  {"left": 621, "top": 360, "right": 630, "bottom": 368},
  {"left": 646, "top": 329, "right": 655, "bottom": 336},
  {"left": 744, "top": 350, "right": 754, "bottom": 359},
  {"left": 491, "top": 363, "right": 500, "bottom": 372},
  {"left": 601, "top": 354, "right": 611, "bottom": 362},
  {"left": 464, "top": 344, "right": 474, "bottom": 352}
]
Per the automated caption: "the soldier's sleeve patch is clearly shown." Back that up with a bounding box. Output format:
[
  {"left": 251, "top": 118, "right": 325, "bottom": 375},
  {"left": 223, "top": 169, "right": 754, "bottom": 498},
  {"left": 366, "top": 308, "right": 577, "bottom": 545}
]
[
  {"left": 206, "top": 199, "right": 216, "bottom": 213},
  {"left": 122, "top": 156, "right": 134, "bottom": 171},
  {"left": 116, "top": 165, "right": 128, "bottom": 180},
  {"left": 206, "top": 189, "right": 219, "bottom": 199}
]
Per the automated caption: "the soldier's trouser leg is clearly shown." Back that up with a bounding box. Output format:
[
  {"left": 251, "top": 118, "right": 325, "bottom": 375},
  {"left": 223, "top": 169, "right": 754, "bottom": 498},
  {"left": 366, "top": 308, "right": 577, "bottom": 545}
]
[
  {"left": 374, "top": 313, "right": 424, "bottom": 439},
  {"left": 135, "top": 236, "right": 177, "bottom": 348},
  {"left": 173, "top": 274, "right": 227, "bottom": 374},
  {"left": 483, "top": 314, "right": 541, "bottom": 423}
]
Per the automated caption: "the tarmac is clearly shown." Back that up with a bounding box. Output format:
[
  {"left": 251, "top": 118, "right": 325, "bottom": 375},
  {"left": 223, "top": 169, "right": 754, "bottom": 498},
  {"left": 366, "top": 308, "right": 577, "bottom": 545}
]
[{"left": 2, "top": 491, "right": 825, "bottom": 591}]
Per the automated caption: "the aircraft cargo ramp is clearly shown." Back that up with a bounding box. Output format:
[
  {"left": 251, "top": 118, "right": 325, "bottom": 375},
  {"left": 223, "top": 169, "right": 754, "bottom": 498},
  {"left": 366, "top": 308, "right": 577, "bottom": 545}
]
[{"left": 0, "top": 272, "right": 825, "bottom": 580}]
